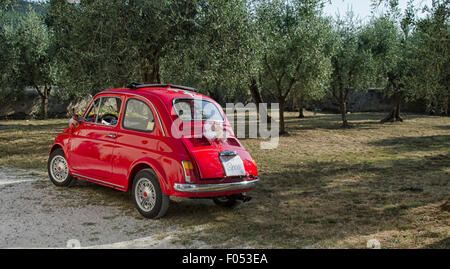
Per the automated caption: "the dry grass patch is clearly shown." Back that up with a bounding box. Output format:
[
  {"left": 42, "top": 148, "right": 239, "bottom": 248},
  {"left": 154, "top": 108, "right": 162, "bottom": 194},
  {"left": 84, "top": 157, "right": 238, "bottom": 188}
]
[
  {"left": 0, "top": 112, "right": 449, "bottom": 248},
  {"left": 0, "top": 119, "right": 67, "bottom": 169},
  {"left": 170, "top": 112, "right": 449, "bottom": 248}
]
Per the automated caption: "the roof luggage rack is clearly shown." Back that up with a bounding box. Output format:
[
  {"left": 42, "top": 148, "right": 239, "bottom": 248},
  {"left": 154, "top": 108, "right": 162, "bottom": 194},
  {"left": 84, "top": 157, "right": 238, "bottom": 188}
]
[{"left": 127, "top": 82, "right": 198, "bottom": 92}]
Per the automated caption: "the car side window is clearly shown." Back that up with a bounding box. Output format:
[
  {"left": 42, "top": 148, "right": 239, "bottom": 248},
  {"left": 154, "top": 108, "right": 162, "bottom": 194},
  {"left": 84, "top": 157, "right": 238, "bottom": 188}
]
[
  {"left": 84, "top": 97, "right": 122, "bottom": 126},
  {"left": 97, "top": 97, "right": 122, "bottom": 126},
  {"left": 85, "top": 98, "right": 101, "bottom": 123},
  {"left": 123, "top": 98, "right": 155, "bottom": 132}
]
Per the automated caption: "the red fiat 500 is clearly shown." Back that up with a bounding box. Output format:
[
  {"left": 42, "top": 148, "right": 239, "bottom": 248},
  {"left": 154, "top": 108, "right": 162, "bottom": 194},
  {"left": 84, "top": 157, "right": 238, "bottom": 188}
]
[{"left": 48, "top": 83, "right": 259, "bottom": 218}]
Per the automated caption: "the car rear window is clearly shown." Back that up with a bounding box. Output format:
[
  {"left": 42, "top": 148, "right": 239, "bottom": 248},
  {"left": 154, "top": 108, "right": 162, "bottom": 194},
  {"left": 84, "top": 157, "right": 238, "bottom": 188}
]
[{"left": 173, "top": 99, "right": 223, "bottom": 122}]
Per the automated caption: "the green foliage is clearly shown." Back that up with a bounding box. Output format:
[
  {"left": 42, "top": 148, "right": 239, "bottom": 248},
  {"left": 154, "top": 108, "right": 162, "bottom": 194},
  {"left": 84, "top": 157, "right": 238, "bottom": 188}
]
[
  {"left": 366, "top": 0, "right": 449, "bottom": 117},
  {"left": 0, "top": 7, "right": 55, "bottom": 93},
  {"left": 254, "top": 0, "right": 333, "bottom": 133},
  {"left": 48, "top": 0, "right": 198, "bottom": 98},
  {"left": 329, "top": 11, "right": 376, "bottom": 126},
  {"left": 0, "top": 5, "right": 56, "bottom": 118},
  {"left": 161, "top": 0, "right": 255, "bottom": 104},
  {"left": 332, "top": 13, "right": 375, "bottom": 92},
  {"left": 0, "top": 0, "right": 448, "bottom": 120},
  {"left": 361, "top": 16, "right": 401, "bottom": 89},
  {"left": 359, "top": 4, "right": 413, "bottom": 121},
  {"left": 405, "top": 0, "right": 449, "bottom": 114},
  {"left": 256, "top": 0, "right": 331, "bottom": 95}
]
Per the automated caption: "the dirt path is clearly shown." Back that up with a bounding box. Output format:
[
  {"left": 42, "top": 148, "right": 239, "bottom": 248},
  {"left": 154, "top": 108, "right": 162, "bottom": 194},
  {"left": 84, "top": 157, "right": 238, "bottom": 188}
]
[{"left": 0, "top": 166, "right": 209, "bottom": 249}]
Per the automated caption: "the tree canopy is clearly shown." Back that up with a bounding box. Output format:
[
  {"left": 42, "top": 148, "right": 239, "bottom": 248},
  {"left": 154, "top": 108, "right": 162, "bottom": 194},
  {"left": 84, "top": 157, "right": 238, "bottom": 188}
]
[
  {"left": 0, "top": 0, "right": 448, "bottom": 123},
  {"left": 0, "top": 7, "right": 56, "bottom": 118}
]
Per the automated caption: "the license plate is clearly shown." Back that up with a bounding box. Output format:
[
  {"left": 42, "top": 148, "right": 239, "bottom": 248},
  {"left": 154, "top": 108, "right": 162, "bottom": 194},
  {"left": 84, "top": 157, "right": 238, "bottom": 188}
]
[{"left": 220, "top": 155, "right": 246, "bottom": 177}]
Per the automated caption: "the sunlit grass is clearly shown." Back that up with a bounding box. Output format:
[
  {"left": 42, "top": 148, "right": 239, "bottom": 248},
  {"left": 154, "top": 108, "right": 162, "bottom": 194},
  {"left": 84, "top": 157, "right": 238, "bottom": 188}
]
[
  {"left": 0, "top": 119, "right": 67, "bottom": 169},
  {"left": 0, "top": 112, "right": 449, "bottom": 248}
]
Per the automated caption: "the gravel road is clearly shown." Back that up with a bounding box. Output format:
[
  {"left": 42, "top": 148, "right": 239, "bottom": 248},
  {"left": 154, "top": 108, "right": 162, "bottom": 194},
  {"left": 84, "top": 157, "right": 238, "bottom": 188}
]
[{"left": 0, "top": 166, "right": 209, "bottom": 249}]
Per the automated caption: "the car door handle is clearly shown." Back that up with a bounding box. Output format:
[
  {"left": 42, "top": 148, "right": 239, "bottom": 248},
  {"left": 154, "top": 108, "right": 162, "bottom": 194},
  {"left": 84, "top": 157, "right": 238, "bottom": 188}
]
[{"left": 106, "top": 134, "right": 117, "bottom": 138}]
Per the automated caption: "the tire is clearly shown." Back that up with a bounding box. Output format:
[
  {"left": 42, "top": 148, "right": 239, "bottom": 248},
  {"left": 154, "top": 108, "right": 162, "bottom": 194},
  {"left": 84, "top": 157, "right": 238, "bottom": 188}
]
[
  {"left": 48, "top": 148, "right": 74, "bottom": 187},
  {"left": 132, "top": 169, "right": 169, "bottom": 219},
  {"left": 213, "top": 196, "right": 239, "bottom": 208}
]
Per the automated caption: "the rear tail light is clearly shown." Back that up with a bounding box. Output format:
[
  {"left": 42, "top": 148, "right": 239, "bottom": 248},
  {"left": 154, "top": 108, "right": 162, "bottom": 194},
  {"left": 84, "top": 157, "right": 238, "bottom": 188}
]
[
  {"left": 189, "top": 136, "right": 211, "bottom": 147},
  {"left": 182, "top": 160, "right": 197, "bottom": 183}
]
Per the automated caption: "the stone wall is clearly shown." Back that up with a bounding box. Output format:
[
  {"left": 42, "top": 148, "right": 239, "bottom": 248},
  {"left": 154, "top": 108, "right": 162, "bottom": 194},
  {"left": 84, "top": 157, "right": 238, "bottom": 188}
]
[
  {"left": 0, "top": 91, "right": 92, "bottom": 120},
  {"left": 0, "top": 88, "right": 427, "bottom": 120},
  {"left": 308, "top": 88, "right": 426, "bottom": 114}
]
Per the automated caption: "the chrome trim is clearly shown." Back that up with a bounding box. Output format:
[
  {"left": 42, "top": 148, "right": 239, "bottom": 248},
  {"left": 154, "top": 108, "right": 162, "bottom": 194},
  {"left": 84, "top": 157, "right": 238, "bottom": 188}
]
[
  {"left": 174, "top": 178, "right": 259, "bottom": 193},
  {"left": 92, "top": 91, "right": 167, "bottom": 136},
  {"left": 167, "top": 88, "right": 196, "bottom": 97},
  {"left": 72, "top": 173, "right": 125, "bottom": 189},
  {"left": 220, "top": 151, "right": 238, "bottom": 157}
]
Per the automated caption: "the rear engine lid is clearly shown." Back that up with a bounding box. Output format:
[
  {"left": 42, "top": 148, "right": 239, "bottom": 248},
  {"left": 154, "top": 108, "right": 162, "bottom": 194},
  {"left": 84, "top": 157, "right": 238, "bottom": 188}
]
[{"left": 180, "top": 122, "right": 257, "bottom": 180}]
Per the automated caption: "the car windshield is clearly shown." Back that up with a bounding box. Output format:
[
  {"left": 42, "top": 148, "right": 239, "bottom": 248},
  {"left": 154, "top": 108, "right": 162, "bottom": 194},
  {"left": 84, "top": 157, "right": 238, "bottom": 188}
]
[{"left": 173, "top": 99, "right": 223, "bottom": 122}]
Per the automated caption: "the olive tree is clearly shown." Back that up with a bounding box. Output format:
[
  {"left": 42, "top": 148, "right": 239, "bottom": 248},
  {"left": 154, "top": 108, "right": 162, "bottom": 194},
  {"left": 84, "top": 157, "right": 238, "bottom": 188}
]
[
  {"left": 365, "top": 0, "right": 416, "bottom": 123},
  {"left": 161, "top": 0, "right": 254, "bottom": 104},
  {"left": 47, "top": 0, "right": 198, "bottom": 98},
  {"left": 0, "top": 8, "right": 57, "bottom": 119},
  {"left": 406, "top": 0, "right": 449, "bottom": 115},
  {"left": 161, "top": 0, "right": 275, "bottom": 126},
  {"left": 330, "top": 12, "right": 375, "bottom": 127},
  {"left": 255, "top": 0, "right": 333, "bottom": 134}
]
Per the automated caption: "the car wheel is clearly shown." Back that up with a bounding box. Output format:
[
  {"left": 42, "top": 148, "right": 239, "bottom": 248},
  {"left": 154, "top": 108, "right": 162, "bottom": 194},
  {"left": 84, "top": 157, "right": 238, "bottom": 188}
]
[
  {"left": 48, "top": 148, "right": 74, "bottom": 187},
  {"left": 132, "top": 169, "right": 169, "bottom": 219},
  {"left": 213, "top": 196, "right": 239, "bottom": 208}
]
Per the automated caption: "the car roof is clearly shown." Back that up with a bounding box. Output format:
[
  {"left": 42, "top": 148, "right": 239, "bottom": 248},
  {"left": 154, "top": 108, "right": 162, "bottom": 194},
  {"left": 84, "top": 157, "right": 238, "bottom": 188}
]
[{"left": 100, "top": 85, "right": 216, "bottom": 104}]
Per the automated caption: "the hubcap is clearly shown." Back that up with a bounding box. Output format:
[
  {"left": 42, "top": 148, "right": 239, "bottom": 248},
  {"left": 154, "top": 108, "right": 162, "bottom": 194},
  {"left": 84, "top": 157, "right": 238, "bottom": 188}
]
[
  {"left": 50, "top": 155, "right": 69, "bottom": 183},
  {"left": 135, "top": 178, "right": 156, "bottom": 212}
]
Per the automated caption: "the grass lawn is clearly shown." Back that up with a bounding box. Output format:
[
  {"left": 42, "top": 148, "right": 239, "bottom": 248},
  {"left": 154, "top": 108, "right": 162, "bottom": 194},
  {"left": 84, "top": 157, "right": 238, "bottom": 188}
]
[{"left": 0, "top": 112, "right": 449, "bottom": 248}]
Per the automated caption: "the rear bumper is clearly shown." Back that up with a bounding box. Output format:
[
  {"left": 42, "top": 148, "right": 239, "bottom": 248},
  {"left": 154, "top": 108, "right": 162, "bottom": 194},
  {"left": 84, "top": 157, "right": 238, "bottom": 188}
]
[{"left": 174, "top": 178, "right": 259, "bottom": 193}]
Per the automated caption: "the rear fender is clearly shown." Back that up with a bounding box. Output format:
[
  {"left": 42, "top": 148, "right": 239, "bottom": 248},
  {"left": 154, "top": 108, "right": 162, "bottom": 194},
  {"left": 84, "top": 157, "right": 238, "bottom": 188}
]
[{"left": 128, "top": 158, "right": 179, "bottom": 195}]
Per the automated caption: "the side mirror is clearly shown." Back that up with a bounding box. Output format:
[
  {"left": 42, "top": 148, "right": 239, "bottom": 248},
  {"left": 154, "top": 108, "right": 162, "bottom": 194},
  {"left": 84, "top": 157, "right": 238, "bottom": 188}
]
[{"left": 69, "top": 114, "right": 84, "bottom": 129}]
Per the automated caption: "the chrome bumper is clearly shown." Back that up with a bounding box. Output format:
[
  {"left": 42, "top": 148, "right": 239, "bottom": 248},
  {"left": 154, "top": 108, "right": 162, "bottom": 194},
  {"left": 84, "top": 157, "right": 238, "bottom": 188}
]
[{"left": 174, "top": 178, "right": 259, "bottom": 193}]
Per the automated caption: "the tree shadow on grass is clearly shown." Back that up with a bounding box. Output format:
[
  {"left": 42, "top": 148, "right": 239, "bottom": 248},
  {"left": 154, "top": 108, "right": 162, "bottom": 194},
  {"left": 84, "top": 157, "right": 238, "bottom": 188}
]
[
  {"left": 285, "top": 112, "right": 435, "bottom": 132},
  {"left": 230, "top": 113, "right": 385, "bottom": 137},
  {"left": 181, "top": 152, "right": 450, "bottom": 248},
  {"left": 368, "top": 135, "right": 450, "bottom": 152},
  {"left": 30, "top": 146, "right": 449, "bottom": 248},
  {"left": 0, "top": 123, "right": 66, "bottom": 133},
  {"left": 425, "top": 237, "right": 450, "bottom": 249},
  {"left": 285, "top": 113, "right": 383, "bottom": 131},
  {"left": 435, "top": 125, "right": 450, "bottom": 131}
]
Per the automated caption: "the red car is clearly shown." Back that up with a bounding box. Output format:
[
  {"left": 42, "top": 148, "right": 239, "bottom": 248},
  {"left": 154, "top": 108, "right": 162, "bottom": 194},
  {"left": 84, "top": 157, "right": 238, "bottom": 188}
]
[{"left": 48, "top": 83, "right": 259, "bottom": 218}]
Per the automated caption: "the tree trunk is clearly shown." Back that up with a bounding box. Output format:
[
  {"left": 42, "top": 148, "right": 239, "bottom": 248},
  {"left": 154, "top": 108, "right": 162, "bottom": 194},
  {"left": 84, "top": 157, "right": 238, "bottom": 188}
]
[
  {"left": 143, "top": 61, "right": 161, "bottom": 84},
  {"left": 36, "top": 86, "right": 50, "bottom": 119},
  {"left": 340, "top": 99, "right": 348, "bottom": 127},
  {"left": 381, "top": 93, "right": 403, "bottom": 123},
  {"left": 426, "top": 99, "right": 433, "bottom": 115},
  {"left": 248, "top": 77, "right": 272, "bottom": 122},
  {"left": 279, "top": 98, "right": 286, "bottom": 135},
  {"left": 297, "top": 94, "right": 305, "bottom": 118},
  {"left": 444, "top": 96, "right": 449, "bottom": 116},
  {"left": 41, "top": 95, "right": 48, "bottom": 119},
  {"left": 338, "top": 88, "right": 349, "bottom": 128},
  {"left": 249, "top": 78, "right": 263, "bottom": 106}
]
